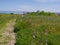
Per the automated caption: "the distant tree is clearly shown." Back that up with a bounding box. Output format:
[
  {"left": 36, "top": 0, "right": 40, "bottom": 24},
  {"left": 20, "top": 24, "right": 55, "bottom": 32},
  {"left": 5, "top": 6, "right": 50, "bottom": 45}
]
[
  {"left": 10, "top": 13, "right": 14, "bottom": 15},
  {"left": 26, "top": 12, "right": 30, "bottom": 14},
  {"left": 39, "top": 11, "right": 45, "bottom": 15},
  {"left": 36, "top": 10, "right": 40, "bottom": 13},
  {"left": 36, "top": 10, "right": 40, "bottom": 15}
]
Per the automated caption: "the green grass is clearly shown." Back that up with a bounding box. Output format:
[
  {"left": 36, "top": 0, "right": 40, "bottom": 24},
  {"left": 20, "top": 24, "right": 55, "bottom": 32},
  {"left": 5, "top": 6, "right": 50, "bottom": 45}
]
[
  {"left": 0, "top": 14, "right": 17, "bottom": 45},
  {"left": 0, "top": 14, "right": 16, "bottom": 29},
  {"left": 0, "top": 13, "right": 60, "bottom": 45},
  {"left": 15, "top": 15, "right": 60, "bottom": 45}
]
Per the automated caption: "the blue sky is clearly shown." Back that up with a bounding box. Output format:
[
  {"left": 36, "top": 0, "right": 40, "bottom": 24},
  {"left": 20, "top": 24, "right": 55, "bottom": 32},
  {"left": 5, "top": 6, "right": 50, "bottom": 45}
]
[{"left": 0, "top": 0, "right": 60, "bottom": 12}]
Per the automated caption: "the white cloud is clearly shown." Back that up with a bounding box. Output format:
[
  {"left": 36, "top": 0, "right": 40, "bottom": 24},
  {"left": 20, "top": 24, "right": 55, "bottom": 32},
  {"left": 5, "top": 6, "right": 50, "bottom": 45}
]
[
  {"left": 14, "top": 5, "right": 38, "bottom": 12},
  {"left": 4, "top": 4, "right": 60, "bottom": 12},
  {"left": 33, "top": 0, "right": 60, "bottom": 2},
  {"left": 17, "top": 5, "right": 60, "bottom": 12},
  {"left": 18, "top": 5, "right": 48, "bottom": 12}
]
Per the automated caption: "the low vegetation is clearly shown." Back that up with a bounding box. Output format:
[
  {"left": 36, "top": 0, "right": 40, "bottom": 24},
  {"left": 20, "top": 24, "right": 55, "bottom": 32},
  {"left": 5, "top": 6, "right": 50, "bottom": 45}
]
[
  {"left": 0, "top": 14, "right": 16, "bottom": 45},
  {"left": 0, "top": 14, "right": 16, "bottom": 29},
  {"left": 0, "top": 11, "right": 60, "bottom": 45},
  {"left": 14, "top": 11, "right": 60, "bottom": 45}
]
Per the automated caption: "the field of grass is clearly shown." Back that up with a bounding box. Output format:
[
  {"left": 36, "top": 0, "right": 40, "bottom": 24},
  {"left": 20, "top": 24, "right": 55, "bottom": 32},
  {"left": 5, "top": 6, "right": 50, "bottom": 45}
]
[
  {"left": 0, "top": 12, "right": 60, "bottom": 45},
  {"left": 0, "top": 14, "right": 16, "bottom": 45},
  {"left": 0, "top": 14, "right": 16, "bottom": 28},
  {"left": 15, "top": 14, "right": 60, "bottom": 45}
]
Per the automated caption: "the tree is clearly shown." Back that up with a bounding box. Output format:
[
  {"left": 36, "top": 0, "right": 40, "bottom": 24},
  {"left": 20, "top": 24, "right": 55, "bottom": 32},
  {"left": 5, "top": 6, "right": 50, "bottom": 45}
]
[{"left": 10, "top": 13, "right": 14, "bottom": 15}]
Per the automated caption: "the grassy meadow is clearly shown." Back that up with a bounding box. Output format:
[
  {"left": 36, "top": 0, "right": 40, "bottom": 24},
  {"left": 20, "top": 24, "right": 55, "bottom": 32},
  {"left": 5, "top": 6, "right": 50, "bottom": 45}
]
[
  {"left": 14, "top": 12, "right": 60, "bottom": 45},
  {"left": 0, "top": 11, "right": 60, "bottom": 45},
  {"left": 0, "top": 14, "right": 16, "bottom": 45},
  {"left": 0, "top": 14, "right": 16, "bottom": 28}
]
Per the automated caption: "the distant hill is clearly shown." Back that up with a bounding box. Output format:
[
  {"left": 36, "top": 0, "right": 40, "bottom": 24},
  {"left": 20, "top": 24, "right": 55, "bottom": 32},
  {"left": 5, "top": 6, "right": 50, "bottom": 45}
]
[
  {"left": 55, "top": 12, "right": 60, "bottom": 15},
  {"left": 0, "top": 11, "right": 24, "bottom": 14},
  {"left": 0, "top": 11, "right": 60, "bottom": 15}
]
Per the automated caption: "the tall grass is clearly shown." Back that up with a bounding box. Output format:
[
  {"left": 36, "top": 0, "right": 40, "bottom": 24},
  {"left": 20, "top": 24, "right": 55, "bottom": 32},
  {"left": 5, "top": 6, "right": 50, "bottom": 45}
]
[
  {"left": 0, "top": 14, "right": 16, "bottom": 29},
  {"left": 15, "top": 14, "right": 60, "bottom": 45}
]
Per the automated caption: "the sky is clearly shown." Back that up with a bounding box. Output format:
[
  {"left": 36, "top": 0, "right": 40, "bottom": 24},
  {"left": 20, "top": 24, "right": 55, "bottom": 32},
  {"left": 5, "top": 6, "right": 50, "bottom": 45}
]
[{"left": 0, "top": 0, "right": 60, "bottom": 12}]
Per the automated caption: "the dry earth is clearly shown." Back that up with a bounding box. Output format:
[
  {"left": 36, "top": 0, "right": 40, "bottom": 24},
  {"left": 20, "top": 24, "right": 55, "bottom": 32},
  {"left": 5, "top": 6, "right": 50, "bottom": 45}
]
[{"left": 0, "top": 19, "right": 16, "bottom": 45}]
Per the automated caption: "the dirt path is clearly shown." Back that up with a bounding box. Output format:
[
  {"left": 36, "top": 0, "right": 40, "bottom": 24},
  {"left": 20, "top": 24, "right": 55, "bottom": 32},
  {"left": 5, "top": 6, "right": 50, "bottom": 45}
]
[{"left": 0, "top": 19, "right": 16, "bottom": 45}]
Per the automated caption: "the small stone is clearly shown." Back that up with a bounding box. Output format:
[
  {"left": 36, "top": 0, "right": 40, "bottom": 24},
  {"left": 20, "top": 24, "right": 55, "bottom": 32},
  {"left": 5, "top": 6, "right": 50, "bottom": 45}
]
[{"left": 33, "top": 35, "right": 35, "bottom": 39}]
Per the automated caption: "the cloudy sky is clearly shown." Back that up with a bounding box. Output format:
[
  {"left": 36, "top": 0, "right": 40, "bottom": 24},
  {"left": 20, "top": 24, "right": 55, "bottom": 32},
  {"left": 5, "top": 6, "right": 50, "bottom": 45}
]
[{"left": 0, "top": 0, "right": 60, "bottom": 12}]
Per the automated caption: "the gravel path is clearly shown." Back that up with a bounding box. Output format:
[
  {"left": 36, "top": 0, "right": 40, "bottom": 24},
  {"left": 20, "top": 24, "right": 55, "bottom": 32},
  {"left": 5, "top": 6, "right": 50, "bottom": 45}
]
[{"left": 0, "top": 19, "right": 16, "bottom": 45}]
